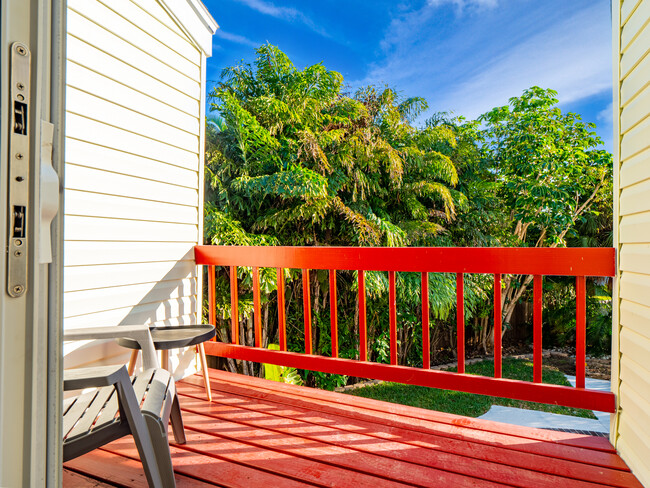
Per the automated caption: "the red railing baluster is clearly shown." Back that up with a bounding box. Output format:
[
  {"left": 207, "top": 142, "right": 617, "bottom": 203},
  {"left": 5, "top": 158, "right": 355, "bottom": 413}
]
[
  {"left": 277, "top": 268, "right": 286, "bottom": 351},
  {"left": 576, "top": 276, "right": 586, "bottom": 388},
  {"left": 194, "top": 245, "right": 617, "bottom": 413},
  {"left": 421, "top": 272, "right": 430, "bottom": 370},
  {"left": 389, "top": 271, "right": 397, "bottom": 365},
  {"left": 358, "top": 270, "right": 367, "bottom": 361},
  {"left": 457, "top": 273, "right": 465, "bottom": 374},
  {"left": 253, "top": 267, "right": 262, "bottom": 347},
  {"left": 208, "top": 265, "right": 215, "bottom": 327},
  {"left": 534, "top": 275, "right": 543, "bottom": 383},
  {"left": 230, "top": 265, "right": 239, "bottom": 344},
  {"left": 330, "top": 269, "right": 338, "bottom": 358},
  {"left": 303, "top": 269, "right": 312, "bottom": 354},
  {"left": 494, "top": 274, "right": 502, "bottom": 378}
]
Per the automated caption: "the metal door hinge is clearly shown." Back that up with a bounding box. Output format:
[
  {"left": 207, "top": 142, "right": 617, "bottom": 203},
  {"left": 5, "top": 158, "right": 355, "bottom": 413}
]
[{"left": 7, "top": 42, "right": 31, "bottom": 297}]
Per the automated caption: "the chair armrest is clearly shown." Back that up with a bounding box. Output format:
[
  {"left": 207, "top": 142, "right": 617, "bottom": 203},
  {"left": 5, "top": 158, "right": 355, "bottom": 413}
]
[
  {"left": 63, "top": 364, "right": 129, "bottom": 391},
  {"left": 64, "top": 325, "right": 159, "bottom": 369}
]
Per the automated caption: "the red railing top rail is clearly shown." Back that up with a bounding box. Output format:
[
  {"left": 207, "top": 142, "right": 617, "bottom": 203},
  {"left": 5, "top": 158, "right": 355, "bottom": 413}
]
[{"left": 195, "top": 245, "right": 615, "bottom": 277}]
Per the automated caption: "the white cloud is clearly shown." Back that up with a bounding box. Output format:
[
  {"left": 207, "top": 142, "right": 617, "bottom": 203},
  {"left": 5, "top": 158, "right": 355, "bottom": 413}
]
[
  {"left": 355, "top": 1, "right": 611, "bottom": 121},
  {"left": 443, "top": 7, "right": 611, "bottom": 118},
  {"left": 427, "top": 0, "right": 499, "bottom": 13},
  {"left": 214, "top": 29, "right": 260, "bottom": 48},
  {"left": 232, "top": 0, "right": 330, "bottom": 38},
  {"left": 598, "top": 102, "right": 613, "bottom": 122}
]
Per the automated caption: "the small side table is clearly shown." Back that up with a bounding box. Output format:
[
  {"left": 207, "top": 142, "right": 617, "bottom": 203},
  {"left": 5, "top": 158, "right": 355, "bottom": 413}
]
[{"left": 117, "top": 325, "right": 216, "bottom": 401}]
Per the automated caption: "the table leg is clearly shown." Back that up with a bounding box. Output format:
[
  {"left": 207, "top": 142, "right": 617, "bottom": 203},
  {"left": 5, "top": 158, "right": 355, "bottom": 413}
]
[
  {"left": 197, "top": 343, "right": 212, "bottom": 402},
  {"left": 161, "top": 349, "right": 169, "bottom": 371},
  {"left": 127, "top": 350, "right": 139, "bottom": 375}
]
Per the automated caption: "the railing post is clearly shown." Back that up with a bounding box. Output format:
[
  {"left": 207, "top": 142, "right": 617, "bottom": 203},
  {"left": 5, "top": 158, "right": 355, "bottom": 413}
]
[
  {"left": 494, "top": 274, "right": 502, "bottom": 378},
  {"left": 389, "top": 271, "right": 397, "bottom": 366},
  {"left": 330, "top": 269, "right": 338, "bottom": 358},
  {"left": 421, "top": 272, "right": 430, "bottom": 370},
  {"left": 277, "top": 268, "right": 286, "bottom": 351},
  {"left": 576, "top": 276, "right": 586, "bottom": 388},
  {"left": 253, "top": 267, "right": 262, "bottom": 347},
  {"left": 230, "top": 266, "right": 239, "bottom": 344},
  {"left": 534, "top": 275, "right": 543, "bottom": 383},
  {"left": 456, "top": 273, "right": 465, "bottom": 374},
  {"left": 303, "top": 269, "right": 312, "bottom": 354},
  {"left": 208, "top": 265, "right": 215, "bottom": 327},
  {"left": 358, "top": 270, "right": 367, "bottom": 361}
]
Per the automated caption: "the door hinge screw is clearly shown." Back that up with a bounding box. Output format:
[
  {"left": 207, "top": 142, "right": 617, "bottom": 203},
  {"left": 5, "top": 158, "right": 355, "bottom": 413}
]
[
  {"left": 16, "top": 82, "right": 24, "bottom": 90},
  {"left": 15, "top": 153, "right": 23, "bottom": 160},
  {"left": 13, "top": 285, "right": 24, "bottom": 294},
  {"left": 16, "top": 46, "right": 27, "bottom": 56}
]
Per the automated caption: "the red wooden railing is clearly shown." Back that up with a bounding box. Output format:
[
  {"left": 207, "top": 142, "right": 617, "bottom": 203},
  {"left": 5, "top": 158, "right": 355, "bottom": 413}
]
[{"left": 196, "top": 245, "right": 616, "bottom": 412}]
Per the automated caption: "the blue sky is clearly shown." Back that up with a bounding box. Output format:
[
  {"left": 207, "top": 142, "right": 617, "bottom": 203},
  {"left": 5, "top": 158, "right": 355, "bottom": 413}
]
[{"left": 202, "top": 0, "right": 613, "bottom": 150}]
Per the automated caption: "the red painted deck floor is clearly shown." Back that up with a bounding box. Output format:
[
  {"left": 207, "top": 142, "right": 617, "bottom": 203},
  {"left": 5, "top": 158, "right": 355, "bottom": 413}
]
[{"left": 64, "top": 368, "right": 642, "bottom": 487}]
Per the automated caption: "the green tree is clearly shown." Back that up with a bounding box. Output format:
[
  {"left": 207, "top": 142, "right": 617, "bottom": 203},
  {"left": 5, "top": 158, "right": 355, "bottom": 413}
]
[{"left": 479, "top": 87, "right": 612, "bottom": 328}]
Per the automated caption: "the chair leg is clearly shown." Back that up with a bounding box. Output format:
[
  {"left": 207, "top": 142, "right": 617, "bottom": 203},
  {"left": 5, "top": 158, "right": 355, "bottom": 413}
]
[
  {"left": 169, "top": 393, "right": 186, "bottom": 445},
  {"left": 144, "top": 415, "right": 177, "bottom": 488},
  {"left": 128, "top": 350, "right": 139, "bottom": 375},
  {"left": 114, "top": 369, "right": 163, "bottom": 488},
  {"left": 197, "top": 343, "right": 212, "bottom": 402}
]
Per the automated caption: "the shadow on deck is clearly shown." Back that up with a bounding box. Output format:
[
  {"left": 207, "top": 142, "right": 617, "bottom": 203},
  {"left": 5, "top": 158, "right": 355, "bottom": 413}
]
[{"left": 64, "top": 368, "right": 642, "bottom": 487}]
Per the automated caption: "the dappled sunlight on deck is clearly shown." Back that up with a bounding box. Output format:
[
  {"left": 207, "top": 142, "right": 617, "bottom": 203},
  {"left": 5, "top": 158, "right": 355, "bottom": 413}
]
[{"left": 64, "top": 368, "right": 642, "bottom": 487}]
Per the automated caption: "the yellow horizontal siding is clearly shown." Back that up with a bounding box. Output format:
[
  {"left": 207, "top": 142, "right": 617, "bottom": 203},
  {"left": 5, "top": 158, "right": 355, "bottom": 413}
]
[
  {"left": 620, "top": 116, "right": 650, "bottom": 161},
  {"left": 622, "top": 0, "right": 643, "bottom": 26},
  {"left": 621, "top": 0, "right": 650, "bottom": 51},
  {"left": 619, "top": 211, "right": 650, "bottom": 242},
  {"left": 67, "top": 9, "right": 200, "bottom": 99},
  {"left": 617, "top": 413, "right": 650, "bottom": 483},
  {"left": 64, "top": 260, "right": 197, "bottom": 293},
  {"left": 620, "top": 327, "right": 650, "bottom": 364},
  {"left": 619, "top": 271, "right": 650, "bottom": 308},
  {"left": 65, "top": 164, "right": 199, "bottom": 206},
  {"left": 620, "top": 355, "right": 650, "bottom": 408},
  {"left": 64, "top": 241, "right": 195, "bottom": 267},
  {"left": 620, "top": 147, "right": 650, "bottom": 187},
  {"left": 619, "top": 177, "right": 650, "bottom": 214},
  {"left": 619, "top": 243, "right": 650, "bottom": 273},
  {"left": 619, "top": 299, "right": 650, "bottom": 341},
  {"left": 68, "top": 0, "right": 200, "bottom": 78},
  {"left": 621, "top": 83, "right": 650, "bottom": 134}
]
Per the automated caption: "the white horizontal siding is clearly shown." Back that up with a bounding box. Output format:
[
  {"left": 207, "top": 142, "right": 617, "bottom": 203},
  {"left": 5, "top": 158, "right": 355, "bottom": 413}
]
[
  {"left": 68, "top": 0, "right": 200, "bottom": 79},
  {"left": 66, "top": 36, "right": 198, "bottom": 116},
  {"left": 66, "top": 113, "right": 199, "bottom": 170},
  {"left": 65, "top": 164, "right": 199, "bottom": 207},
  {"left": 64, "top": 241, "right": 195, "bottom": 266},
  {"left": 66, "top": 62, "right": 200, "bottom": 135},
  {"left": 63, "top": 0, "right": 209, "bottom": 378},
  {"left": 67, "top": 8, "right": 200, "bottom": 98},
  {"left": 97, "top": 0, "right": 201, "bottom": 64},
  {"left": 64, "top": 261, "right": 197, "bottom": 293},
  {"left": 66, "top": 86, "right": 199, "bottom": 152}
]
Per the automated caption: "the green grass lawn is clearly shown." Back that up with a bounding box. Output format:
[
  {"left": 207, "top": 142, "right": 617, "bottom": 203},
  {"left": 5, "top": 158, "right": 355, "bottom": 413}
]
[{"left": 343, "top": 358, "right": 596, "bottom": 419}]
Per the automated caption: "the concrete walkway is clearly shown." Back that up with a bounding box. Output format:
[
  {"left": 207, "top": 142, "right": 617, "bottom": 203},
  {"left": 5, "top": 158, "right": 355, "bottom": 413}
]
[{"left": 478, "top": 376, "right": 612, "bottom": 434}]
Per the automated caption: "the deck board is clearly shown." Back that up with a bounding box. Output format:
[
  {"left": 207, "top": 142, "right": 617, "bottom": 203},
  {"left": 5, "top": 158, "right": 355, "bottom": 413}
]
[{"left": 64, "top": 368, "right": 643, "bottom": 488}]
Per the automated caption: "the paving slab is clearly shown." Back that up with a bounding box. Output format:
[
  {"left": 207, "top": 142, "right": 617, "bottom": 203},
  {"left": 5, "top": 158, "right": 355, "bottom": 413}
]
[{"left": 479, "top": 375, "right": 612, "bottom": 434}]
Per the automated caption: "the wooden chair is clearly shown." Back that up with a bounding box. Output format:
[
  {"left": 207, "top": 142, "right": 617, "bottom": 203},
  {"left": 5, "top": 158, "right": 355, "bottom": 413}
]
[{"left": 63, "top": 326, "right": 186, "bottom": 488}]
